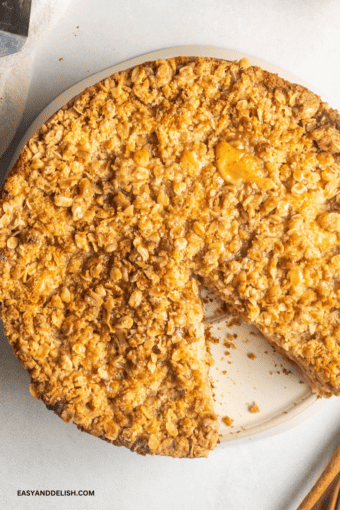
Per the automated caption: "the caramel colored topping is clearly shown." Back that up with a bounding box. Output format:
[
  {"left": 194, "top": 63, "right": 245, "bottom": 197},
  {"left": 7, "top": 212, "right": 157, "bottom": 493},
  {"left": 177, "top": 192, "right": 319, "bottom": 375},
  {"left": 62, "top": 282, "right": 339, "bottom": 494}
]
[{"left": 215, "top": 141, "right": 274, "bottom": 190}]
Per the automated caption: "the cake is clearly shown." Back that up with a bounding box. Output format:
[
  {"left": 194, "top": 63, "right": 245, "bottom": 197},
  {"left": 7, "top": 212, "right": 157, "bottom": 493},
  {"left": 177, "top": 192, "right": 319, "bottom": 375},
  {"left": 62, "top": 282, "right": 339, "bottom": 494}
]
[{"left": 1, "top": 56, "right": 340, "bottom": 458}]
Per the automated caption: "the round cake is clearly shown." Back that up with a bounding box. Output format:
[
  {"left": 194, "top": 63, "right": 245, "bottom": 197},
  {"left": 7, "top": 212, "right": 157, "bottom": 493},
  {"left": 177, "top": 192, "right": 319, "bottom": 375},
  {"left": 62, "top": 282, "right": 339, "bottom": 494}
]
[{"left": 1, "top": 56, "right": 340, "bottom": 458}]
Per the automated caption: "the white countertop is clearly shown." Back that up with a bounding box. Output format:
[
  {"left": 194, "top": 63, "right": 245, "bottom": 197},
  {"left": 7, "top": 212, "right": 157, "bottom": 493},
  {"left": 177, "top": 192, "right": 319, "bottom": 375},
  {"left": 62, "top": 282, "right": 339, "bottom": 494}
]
[{"left": 2, "top": 1, "right": 340, "bottom": 509}]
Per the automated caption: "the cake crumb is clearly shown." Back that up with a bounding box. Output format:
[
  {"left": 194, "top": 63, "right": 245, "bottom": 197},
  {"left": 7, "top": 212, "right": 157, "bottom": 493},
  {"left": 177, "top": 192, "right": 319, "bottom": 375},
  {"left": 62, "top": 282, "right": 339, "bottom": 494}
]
[
  {"left": 224, "top": 339, "right": 236, "bottom": 349},
  {"left": 248, "top": 402, "right": 260, "bottom": 414},
  {"left": 247, "top": 353, "right": 256, "bottom": 360},
  {"left": 205, "top": 325, "right": 219, "bottom": 344},
  {"left": 222, "top": 415, "right": 234, "bottom": 426},
  {"left": 59, "top": 58, "right": 64, "bottom": 61},
  {"left": 227, "top": 317, "right": 242, "bottom": 328}
]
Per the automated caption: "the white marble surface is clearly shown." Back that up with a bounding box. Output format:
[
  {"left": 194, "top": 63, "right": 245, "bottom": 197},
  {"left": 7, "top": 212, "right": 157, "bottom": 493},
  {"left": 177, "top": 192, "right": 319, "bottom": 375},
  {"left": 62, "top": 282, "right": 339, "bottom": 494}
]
[{"left": 2, "top": 1, "right": 340, "bottom": 509}]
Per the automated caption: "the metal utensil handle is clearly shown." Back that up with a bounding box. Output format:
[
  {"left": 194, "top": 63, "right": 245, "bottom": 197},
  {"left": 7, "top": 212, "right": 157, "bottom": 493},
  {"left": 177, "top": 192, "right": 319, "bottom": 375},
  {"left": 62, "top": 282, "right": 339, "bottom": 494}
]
[
  {"left": 0, "top": 0, "right": 31, "bottom": 57},
  {"left": 0, "top": 0, "right": 31, "bottom": 35},
  {"left": 0, "top": 29, "right": 27, "bottom": 56}
]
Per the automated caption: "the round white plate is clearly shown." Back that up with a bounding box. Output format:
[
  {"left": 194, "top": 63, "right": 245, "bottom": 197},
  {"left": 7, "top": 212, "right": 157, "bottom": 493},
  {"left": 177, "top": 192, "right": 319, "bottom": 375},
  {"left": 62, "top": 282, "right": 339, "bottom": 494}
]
[{"left": 10, "top": 46, "right": 326, "bottom": 445}]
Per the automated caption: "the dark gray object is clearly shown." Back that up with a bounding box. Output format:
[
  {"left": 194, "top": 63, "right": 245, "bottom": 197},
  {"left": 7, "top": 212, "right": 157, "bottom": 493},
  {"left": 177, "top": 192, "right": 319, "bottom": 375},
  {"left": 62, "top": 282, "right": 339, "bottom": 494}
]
[{"left": 0, "top": 0, "right": 32, "bottom": 57}]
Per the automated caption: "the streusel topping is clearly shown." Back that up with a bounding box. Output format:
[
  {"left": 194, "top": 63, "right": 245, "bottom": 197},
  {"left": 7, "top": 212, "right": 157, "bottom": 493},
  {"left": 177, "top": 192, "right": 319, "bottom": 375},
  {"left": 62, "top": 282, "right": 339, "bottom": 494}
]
[{"left": 1, "top": 56, "right": 340, "bottom": 457}]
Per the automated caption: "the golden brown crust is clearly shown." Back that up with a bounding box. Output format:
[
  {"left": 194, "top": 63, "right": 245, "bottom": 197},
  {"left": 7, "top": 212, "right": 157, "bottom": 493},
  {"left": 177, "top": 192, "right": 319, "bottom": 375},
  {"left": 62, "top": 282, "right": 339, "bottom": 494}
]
[{"left": 2, "top": 56, "right": 340, "bottom": 457}]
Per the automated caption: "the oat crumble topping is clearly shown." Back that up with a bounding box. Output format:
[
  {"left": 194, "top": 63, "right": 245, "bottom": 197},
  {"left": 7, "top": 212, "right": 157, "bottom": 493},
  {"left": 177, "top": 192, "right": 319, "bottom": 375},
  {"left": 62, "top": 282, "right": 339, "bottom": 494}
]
[{"left": 1, "top": 56, "right": 340, "bottom": 457}]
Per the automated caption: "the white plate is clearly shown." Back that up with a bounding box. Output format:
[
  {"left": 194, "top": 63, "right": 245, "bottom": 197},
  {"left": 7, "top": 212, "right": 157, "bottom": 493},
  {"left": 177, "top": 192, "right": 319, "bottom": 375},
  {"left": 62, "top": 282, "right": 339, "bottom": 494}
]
[{"left": 10, "top": 46, "right": 326, "bottom": 445}]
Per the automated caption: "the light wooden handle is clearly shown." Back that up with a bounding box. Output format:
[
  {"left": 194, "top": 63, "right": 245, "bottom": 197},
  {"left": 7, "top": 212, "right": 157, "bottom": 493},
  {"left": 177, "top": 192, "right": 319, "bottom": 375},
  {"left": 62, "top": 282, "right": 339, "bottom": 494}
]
[
  {"left": 328, "top": 476, "right": 340, "bottom": 510},
  {"left": 297, "top": 445, "right": 340, "bottom": 510}
]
